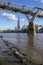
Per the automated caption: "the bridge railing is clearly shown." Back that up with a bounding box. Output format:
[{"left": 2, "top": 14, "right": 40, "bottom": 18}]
[
  {"left": 0, "top": 1, "right": 40, "bottom": 11},
  {"left": 0, "top": 1, "right": 43, "bottom": 18}
]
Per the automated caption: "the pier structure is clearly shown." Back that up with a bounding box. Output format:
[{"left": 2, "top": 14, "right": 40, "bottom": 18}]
[
  {"left": 25, "top": 9, "right": 39, "bottom": 35},
  {"left": 0, "top": 1, "right": 43, "bottom": 35}
]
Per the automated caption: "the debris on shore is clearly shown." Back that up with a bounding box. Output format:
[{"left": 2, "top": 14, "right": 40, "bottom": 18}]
[
  {"left": 2, "top": 39, "right": 42, "bottom": 65},
  {"left": 0, "top": 36, "right": 3, "bottom": 38}
]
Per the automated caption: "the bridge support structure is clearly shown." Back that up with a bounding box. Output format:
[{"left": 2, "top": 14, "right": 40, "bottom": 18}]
[
  {"left": 28, "top": 21, "right": 35, "bottom": 35},
  {"left": 0, "top": 1, "right": 43, "bottom": 35},
  {"left": 26, "top": 9, "right": 39, "bottom": 35}
]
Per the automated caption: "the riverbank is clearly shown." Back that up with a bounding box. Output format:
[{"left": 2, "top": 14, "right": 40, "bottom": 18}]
[
  {"left": 0, "top": 38, "right": 42, "bottom": 65},
  {"left": 0, "top": 33, "right": 43, "bottom": 65}
]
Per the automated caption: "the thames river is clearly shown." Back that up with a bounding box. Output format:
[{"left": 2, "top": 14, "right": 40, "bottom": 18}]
[{"left": 0, "top": 33, "right": 43, "bottom": 65}]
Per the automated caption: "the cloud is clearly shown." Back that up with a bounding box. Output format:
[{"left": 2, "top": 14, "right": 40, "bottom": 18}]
[
  {"left": 1, "top": 12, "right": 25, "bottom": 21},
  {"left": 2, "top": 12, "right": 18, "bottom": 21},
  {"left": 20, "top": 19, "right": 25, "bottom": 21},
  {"left": 41, "top": 0, "right": 43, "bottom": 3},
  {"left": 0, "top": 0, "right": 3, "bottom": 2},
  {"left": 37, "top": 11, "right": 43, "bottom": 17},
  {"left": 39, "top": 11, "right": 43, "bottom": 15},
  {"left": 34, "top": 0, "right": 43, "bottom": 3}
]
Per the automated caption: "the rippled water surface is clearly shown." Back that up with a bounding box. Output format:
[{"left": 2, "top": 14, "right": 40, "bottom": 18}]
[{"left": 0, "top": 33, "right": 43, "bottom": 64}]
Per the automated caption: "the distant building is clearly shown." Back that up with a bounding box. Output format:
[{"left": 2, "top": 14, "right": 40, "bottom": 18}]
[
  {"left": 15, "top": 27, "right": 17, "bottom": 30},
  {"left": 26, "top": 25, "right": 29, "bottom": 31},
  {"left": 35, "top": 24, "right": 42, "bottom": 32},
  {"left": 39, "top": 27, "right": 43, "bottom": 32},
  {"left": 17, "top": 17, "right": 20, "bottom": 30},
  {"left": 35, "top": 24, "right": 42, "bottom": 30},
  {"left": 22, "top": 25, "right": 26, "bottom": 30}
]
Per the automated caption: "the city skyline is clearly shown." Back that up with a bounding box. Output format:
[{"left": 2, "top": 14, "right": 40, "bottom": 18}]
[{"left": 0, "top": 0, "right": 43, "bottom": 30}]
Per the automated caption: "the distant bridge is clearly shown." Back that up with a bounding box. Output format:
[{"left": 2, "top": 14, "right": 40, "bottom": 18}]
[{"left": 0, "top": 1, "right": 43, "bottom": 35}]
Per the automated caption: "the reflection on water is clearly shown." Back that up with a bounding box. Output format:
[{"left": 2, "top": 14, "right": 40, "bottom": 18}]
[
  {"left": 27, "top": 35, "right": 34, "bottom": 60},
  {"left": 0, "top": 33, "right": 43, "bottom": 64},
  {"left": 27, "top": 35, "right": 43, "bottom": 64},
  {"left": 28, "top": 35, "right": 34, "bottom": 47}
]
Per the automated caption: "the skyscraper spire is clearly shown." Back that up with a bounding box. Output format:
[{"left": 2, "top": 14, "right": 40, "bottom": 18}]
[{"left": 17, "top": 17, "right": 20, "bottom": 30}]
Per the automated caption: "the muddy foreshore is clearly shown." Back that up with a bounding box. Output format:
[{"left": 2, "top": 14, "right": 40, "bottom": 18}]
[{"left": 1, "top": 38, "right": 42, "bottom": 65}]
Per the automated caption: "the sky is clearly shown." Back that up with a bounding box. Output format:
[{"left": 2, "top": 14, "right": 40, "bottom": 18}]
[{"left": 0, "top": 0, "right": 43, "bottom": 30}]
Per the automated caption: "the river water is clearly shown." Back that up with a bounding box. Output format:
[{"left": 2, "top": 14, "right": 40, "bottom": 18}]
[{"left": 0, "top": 33, "right": 43, "bottom": 64}]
